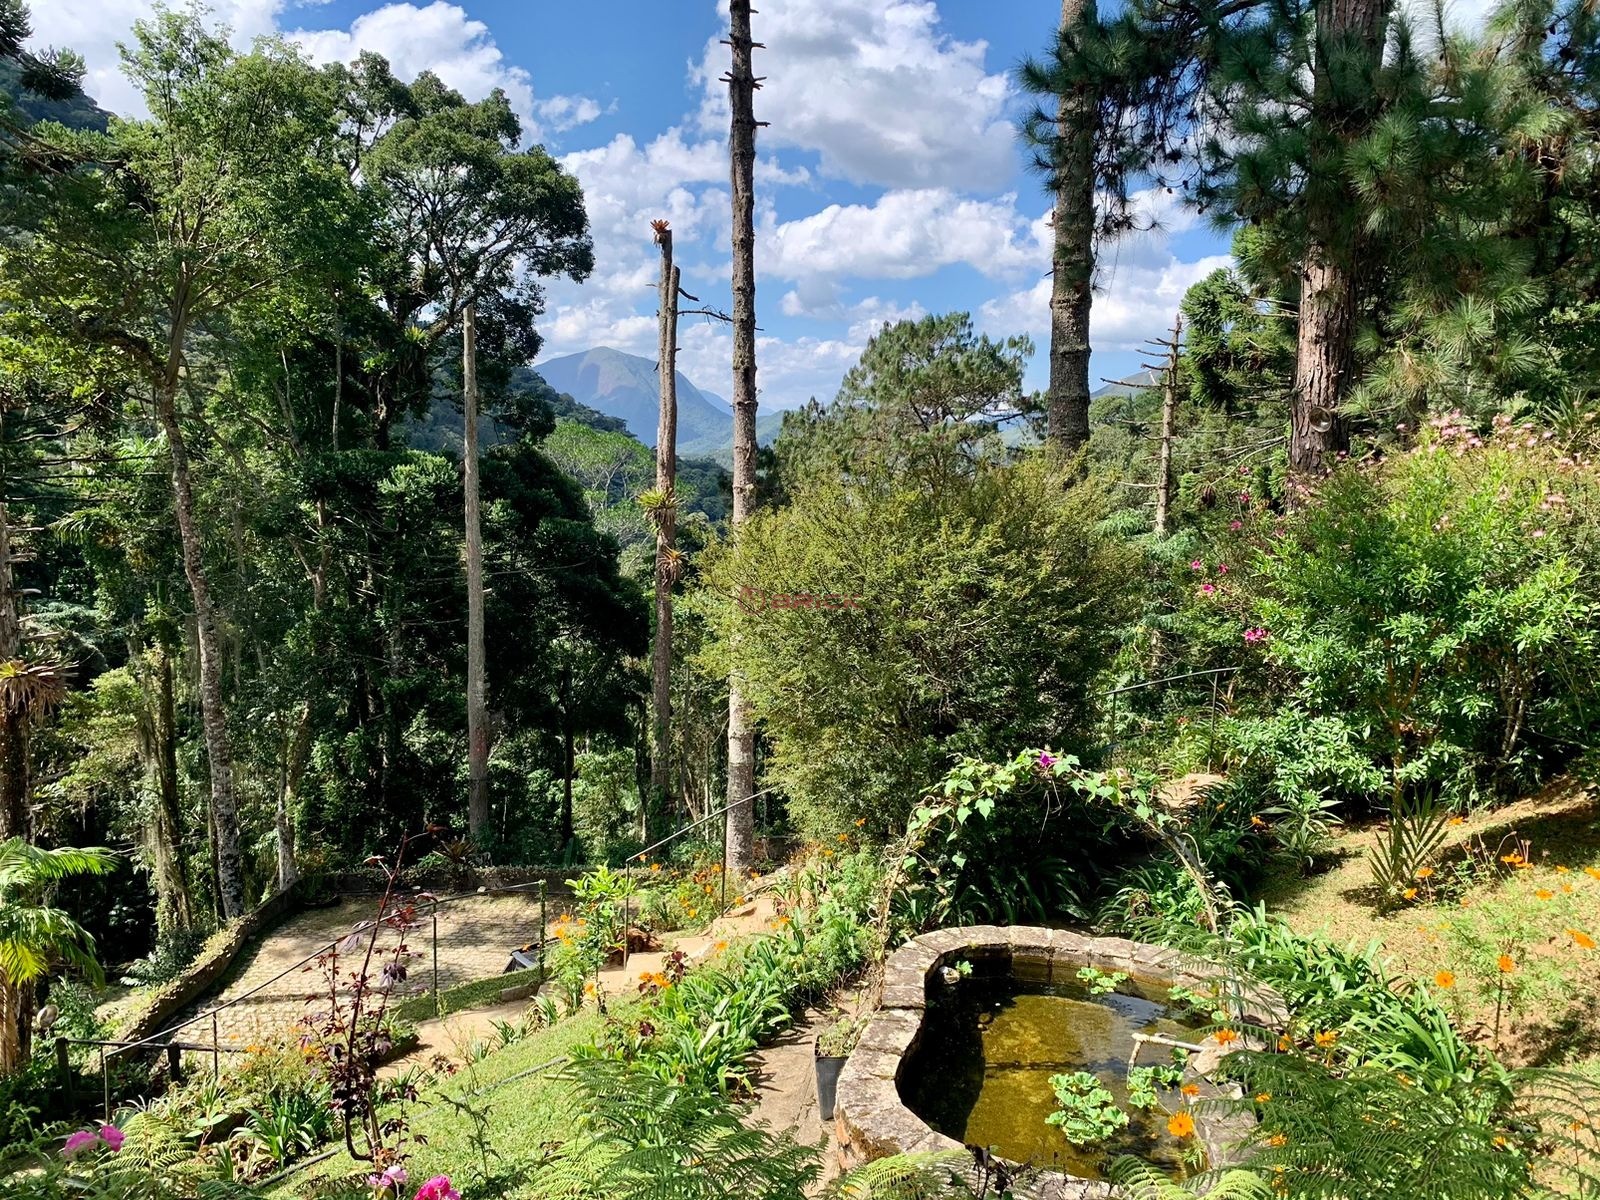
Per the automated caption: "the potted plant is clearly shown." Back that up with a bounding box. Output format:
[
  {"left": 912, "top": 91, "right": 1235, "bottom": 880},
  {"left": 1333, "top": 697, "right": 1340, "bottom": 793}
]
[{"left": 814, "top": 1014, "right": 861, "bottom": 1121}]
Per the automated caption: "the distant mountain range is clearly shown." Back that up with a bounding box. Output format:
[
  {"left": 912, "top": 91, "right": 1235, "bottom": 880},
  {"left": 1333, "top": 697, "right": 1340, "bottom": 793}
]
[{"left": 532, "top": 346, "right": 783, "bottom": 458}]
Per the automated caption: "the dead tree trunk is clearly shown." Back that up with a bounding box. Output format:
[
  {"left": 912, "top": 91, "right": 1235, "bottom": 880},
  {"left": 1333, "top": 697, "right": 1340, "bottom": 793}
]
[
  {"left": 463, "top": 301, "right": 491, "bottom": 843},
  {"left": 1046, "top": 0, "right": 1098, "bottom": 454},
  {"left": 1154, "top": 316, "right": 1182, "bottom": 537},
  {"left": 157, "top": 387, "right": 246, "bottom": 920},
  {"left": 723, "top": 0, "right": 762, "bottom": 877},
  {"left": 649, "top": 222, "right": 680, "bottom": 837}
]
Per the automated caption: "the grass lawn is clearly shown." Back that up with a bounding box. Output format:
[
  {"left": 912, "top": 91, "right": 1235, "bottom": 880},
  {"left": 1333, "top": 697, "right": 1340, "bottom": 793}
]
[
  {"left": 1258, "top": 774, "right": 1600, "bottom": 1069},
  {"left": 269, "top": 1004, "right": 624, "bottom": 1199}
]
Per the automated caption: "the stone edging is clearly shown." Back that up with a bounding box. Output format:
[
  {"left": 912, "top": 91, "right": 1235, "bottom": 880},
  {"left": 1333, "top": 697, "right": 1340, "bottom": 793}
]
[{"left": 834, "top": 925, "right": 1285, "bottom": 1199}]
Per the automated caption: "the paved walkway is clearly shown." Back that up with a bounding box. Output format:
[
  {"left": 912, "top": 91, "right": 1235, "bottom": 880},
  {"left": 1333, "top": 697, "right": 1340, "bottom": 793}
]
[{"left": 177, "top": 891, "right": 559, "bottom": 1049}]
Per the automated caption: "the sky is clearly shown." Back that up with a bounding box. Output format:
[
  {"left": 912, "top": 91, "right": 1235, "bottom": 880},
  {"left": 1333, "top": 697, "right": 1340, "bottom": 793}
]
[{"left": 27, "top": 0, "right": 1238, "bottom": 410}]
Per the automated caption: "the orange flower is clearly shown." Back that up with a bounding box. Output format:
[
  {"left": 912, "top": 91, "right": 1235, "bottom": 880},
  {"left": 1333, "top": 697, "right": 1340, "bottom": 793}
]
[
  {"left": 1498, "top": 954, "right": 1517, "bottom": 974},
  {"left": 823, "top": 848, "right": 835, "bottom": 857},
  {"left": 1255, "top": 1092, "right": 1272, "bottom": 1104},
  {"left": 1586, "top": 867, "right": 1600, "bottom": 881},
  {"left": 1402, "top": 887, "right": 1418, "bottom": 900},
  {"left": 714, "top": 940, "right": 729, "bottom": 953},
  {"left": 1276, "top": 1034, "right": 1293, "bottom": 1052},
  {"left": 855, "top": 818, "right": 867, "bottom": 827},
  {"left": 1563, "top": 883, "right": 1575, "bottom": 894},
  {"left": 1267, "top": 1133, "right": 1287, "bottom": 1148},
  {"left": 1537, "top": 889, "right": 1555, "bottom": 901},
  {"left": 1567, "top": 929, "right": 1597, "bottom": 950},
  {"left": 1556, "top": 865, "right": 1570, "bottom": 874},
  {"left": 1180, "top": 1083, "right": 1200, "bottom": 1097},
  {"left": 1167, "top": 1112, "right": 1197, "bottom": 1138},
  {"left": 1435, "top": 970, "right": 1456, "bottom": 989},
  {"left": 837, "top": 833, "right": 849, "bottom": 843},
  {"left": 1448, "top": 816, "right": 1465, "bottom": 826},
  {"left": 1459, "top": 898, "right": 1472, "bottom": 908},
  {"left": 1415, "top": 866, "right": 1435, "bottom": 879},
  {"left": 1213, "top": 1029, "right": 1240, "bottom": 1046},
  {"left": 650, "top": 863, "right": 662, "bottom": 873},
  {"left": 1314, "top": 1030, "right": 1338, "bottom": 1049},
  {"left": 687, "top": 907, "right": 698, "bottom": 918}
]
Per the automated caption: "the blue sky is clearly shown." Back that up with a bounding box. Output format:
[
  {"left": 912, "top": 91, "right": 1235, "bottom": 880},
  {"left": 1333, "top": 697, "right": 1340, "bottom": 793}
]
[{"left": 31, "top": 0, "right": 1234, "bottom": 410}]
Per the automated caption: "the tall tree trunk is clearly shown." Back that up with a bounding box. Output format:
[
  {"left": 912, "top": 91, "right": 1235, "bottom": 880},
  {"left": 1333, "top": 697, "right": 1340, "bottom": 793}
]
[
  {"left": 649, "top": 223, "right": 680, "bottom": 837},
  {"left": 276, "top": 701, "right": 310, "bottom": 891},
  {"left": 1291, "top": 0, "right": 1386, "bottom": 474},
  {"left": 559, "top": 667, "right": 575, "bottom": 854},
  {"left": 1046, "top": 0, "right": 1098, "bottom": 453},
  {"left": 724, "top": 0, "right": 761, "bottom": 878},
  {"left": 0, "top": 502, "right": 26, "bottom": 841},
  {"left": 0, "top": 978, "right": 24, "bottom": 1075},
  {"left": 462, "top": 303, "right": 491, "bottom": 843},
  {"left": 133, "top": 644, "right": 193, "bottom": 931},
  {"left": 1154, "top": 315, "right": 1181, "bottom": 537},
  {"left": 157, "top": 390, "right": 246, "bottom": 920}
]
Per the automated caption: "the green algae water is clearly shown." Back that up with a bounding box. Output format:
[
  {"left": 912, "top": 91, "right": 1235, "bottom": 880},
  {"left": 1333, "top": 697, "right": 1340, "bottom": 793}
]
[{"left": 901, "top": 972, "right": 1201, "bottom": 1180}]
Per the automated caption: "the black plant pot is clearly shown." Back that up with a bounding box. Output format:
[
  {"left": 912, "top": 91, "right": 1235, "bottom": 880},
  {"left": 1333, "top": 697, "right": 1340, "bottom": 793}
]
[{"left": 815, "top": 1044, "right": 848, "bottom": 1121}]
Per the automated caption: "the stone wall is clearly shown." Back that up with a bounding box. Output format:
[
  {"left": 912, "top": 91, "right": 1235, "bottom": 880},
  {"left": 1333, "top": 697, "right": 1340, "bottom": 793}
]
[{"left": 834, "top": 925, "right": 1283, "bottom": 1199}]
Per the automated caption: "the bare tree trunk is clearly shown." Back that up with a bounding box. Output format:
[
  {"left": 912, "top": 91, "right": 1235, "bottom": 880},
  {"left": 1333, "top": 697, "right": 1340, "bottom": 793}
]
[
  {"left": 131, "top": 644, "right": 194, "bottom": 931},
  {"left": 559, "top": 667, "right": 575, "bottom": 853},
  {"left": 0, "top": 503, "right": 25, "bottom": 841},
  {"left": 462, "top": 302, "right": 491, "bottom": 843},
  {"left": 276, "top": 701, "right": 310, "bottom": 891},
  {"left": 1154, "top": 315, "right": 1181, "bottom": 537},
  {"left": 158, "top": 390, "right": 246, "bottom": 920},
  {"left": 724, "top": 0, "right": 762, "bottom": 878},
  {"left": 1290, "top": 0, "right": 1386, "bottom": 475},
  {"left": 1046, "top": 0, "right": 1098, "bottom": 453},
  {"left": 0, "top": 978, "right": 22, "bottom": 1075},
  {"left": 649, "top": 223, "right": 680, "bottom": 837}
]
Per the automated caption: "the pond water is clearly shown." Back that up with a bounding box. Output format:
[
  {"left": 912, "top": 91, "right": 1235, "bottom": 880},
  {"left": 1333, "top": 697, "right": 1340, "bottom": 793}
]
[{"left": 900, "top": 971, "right": 1202, "bottom": 1181}]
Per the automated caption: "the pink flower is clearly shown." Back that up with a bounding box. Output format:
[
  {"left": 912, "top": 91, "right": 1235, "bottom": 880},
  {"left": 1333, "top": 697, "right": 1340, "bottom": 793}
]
[
  {"left": 369, "top": 1165, "right": 408, "bottom": 1193},
  {"left": 1199, "top": 583, "right": 1216, "bottom": 596},
  {"left": 1243, "top": 627, "right": 1269, "bottom": 644},
  {"left": 1237, "top": 492, "right": 1251, "bottom": 504},
  {"left": 1038, "top": 752, "right": 1057, "bottom": 769},
  {"left": 98, "top": 1126, "right": 125, "bottom": 1152},
  {"left": 1531, "top": 529, "right": 1547, "bottom": 539},
  {"left": 1189, "top": 559, "right": 1204, "bottom": 571},
  {"left": 1217, "top": 564, "right": 1229, "bottom": 574},
  {"left": 62, "top": 1131, "right": 99, "bottom": 1158},
  {"left": 414, "top": 1177, "right": 460, "bottom": 1200},
  {"left": 1228, "top": 520, "right": 1243, "bottom": 531}
]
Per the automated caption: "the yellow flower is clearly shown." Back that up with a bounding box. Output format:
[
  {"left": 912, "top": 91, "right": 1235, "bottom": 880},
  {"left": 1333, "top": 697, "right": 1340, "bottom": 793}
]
[
  {"left": 823, "top": 849, "right": 835, "bottom": 857},
  {"left": 1415, "top": 866, "right": 1434, "bottom": 879},
  {"left": 1563, "top": 882, "right": 1576, "bottom": 893},
  {"left": 1586, "top": 867, "right": 1600, "bottom": 882},
  {"left": 650, "top": 863, "right": 662, "bottom": 873},
  {"left": 1568, "top": 929, "right": 1597, "bottom": 950},
  {"left": 1167, "top": 1112, "right": 1196, "bottom": 1139},
  {"left": 1498, "top": 954, "right": 1517, "bottom": 974},
  {"left": 687, "top": 907, "right": 698, "bottom": 918},
  {"left": 583, "top": 982, "right": 596, "bottom": 995},
  {"left": 837, "top": 833, "right": 849, "bottom": 843},
  {"left": 1435, "top": 970, "right": 1456, "bottom": 989},
  {"left": 1255, "top": 1092, "right": 1271, "bottom": 1104},
  {"left": 1314, "top": 1030, "right": 1338, "bottom": 1049},
  {"left": 855, "top": 818, "right": 866, "bottom": 827},
  {"left": 1267, "top": 1133, "right": 1288, "bottom": 1148},
  {"left": 1402, "top": 887, "right": 1418, "bottom": 900},
  {"left": 1556, "top": 865, "right": 1570, "bottom": 874},
  {"left": 1251, "top": 815, "right": 1266, "bottom": 828},
  {"left": 714, "top": 940, "right": 728, "bottom": 953},
  {"left": 1448, "top": 815, "right": 1465, "bottom": 826},
  {"left": 1537, "top": 889, "right": 1555, "bottom": 900}
]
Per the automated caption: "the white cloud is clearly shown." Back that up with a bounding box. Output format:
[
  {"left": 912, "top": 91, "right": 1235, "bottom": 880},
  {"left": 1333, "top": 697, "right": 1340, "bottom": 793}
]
[
  {"left": 764, "top": 189, "right": 1050, "bottom": 287},
  {"left": 26, "top": 0, "right": 284, "bottom": 115},
  {"left": 692, "top": 0, "right": 1015, "bottom": 190},
  {"left": 534, "top": 94, "right": 605, "bottom": 133},
  {"left": 290, "top": 3, "right": 540, "bottom": 132}
]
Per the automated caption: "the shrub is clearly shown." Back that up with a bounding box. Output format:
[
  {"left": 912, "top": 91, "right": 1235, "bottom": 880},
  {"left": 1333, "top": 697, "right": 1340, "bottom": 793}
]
[
  {"left": 1246, "top": 427, "right": 1600, "bottom": 807},
  {"left": 693, "top": 455, "right": 1136, "bottom": 839}
]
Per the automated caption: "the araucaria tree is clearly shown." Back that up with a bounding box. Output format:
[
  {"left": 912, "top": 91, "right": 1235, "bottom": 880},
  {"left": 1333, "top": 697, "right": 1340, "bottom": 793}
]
[{"left": 723, "top": 0, "right": 762, "bottom": 876}]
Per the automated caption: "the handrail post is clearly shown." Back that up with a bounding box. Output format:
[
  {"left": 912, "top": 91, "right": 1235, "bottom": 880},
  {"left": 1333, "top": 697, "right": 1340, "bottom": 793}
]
[
  {"left": 211, "top": 1011, "right": 219, "bottom": 1079},
  {"left": 622, "top": 862, "right": 631, "bottom": 971},
  {"left": 100, "top": 1047, "right": 109, "bottom": 1123},
  {"left": 432, "top": 907, "right": 441, "bottom": 1018},
  {"left": 1209, "top": 673, "right": 1220, "bottom": 771},
  {"left": 538, "top": 879, "right": 546, "bottom": 980}
]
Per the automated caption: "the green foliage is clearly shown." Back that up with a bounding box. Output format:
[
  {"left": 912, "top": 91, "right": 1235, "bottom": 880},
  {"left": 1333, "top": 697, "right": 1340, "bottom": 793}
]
[
  {"left": 1367, "top": 792, "right": 1452, "bottom": 905},
  {"left": 1075, "top": 966, "right": 1128, "bottom": 996},
  {"left": 1126, "top": 1061, "right": 1186, "bottom": 1111},
  {"left": 0, "top": 839, "right": 114, "bottom": 985},
  {"left": 696, "top": 454, "right": 1135, "bottom": 840},
  {"left": 1045, "top": 1070, "right": 1129, "bottom": 1145},
  {"left": 1105, "top": 1157, "right": 1272, "bottom": 1200}
]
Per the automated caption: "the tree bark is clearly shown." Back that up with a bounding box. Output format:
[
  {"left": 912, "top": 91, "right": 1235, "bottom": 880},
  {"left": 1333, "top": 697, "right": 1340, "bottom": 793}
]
[
  {"left": 1046, "top": 0, "right": 1098, "bottom": 454},
  {"left": 650, "top": 225, "right": 680, "bottom": 836},
  {"left": 462, "top": 302, "right": 491, "bottom": 843},
  {"left": 724, "top": 0, "right": 761, "bottom": 878},
  {"left": 157, "top": 389, "right": 246, "bottom": 920},
  {"left": 134, "top": 644, "right": 193, "bottom": 931},
  {"left": 1290, "top": 0, "right": 1387, "bottom": 474},
  {"left": 1154, "top": 316, "right": 1181, "bottom": 537},
  {"left": 559, "top": 666, "right": 575, "bottom": 853}
]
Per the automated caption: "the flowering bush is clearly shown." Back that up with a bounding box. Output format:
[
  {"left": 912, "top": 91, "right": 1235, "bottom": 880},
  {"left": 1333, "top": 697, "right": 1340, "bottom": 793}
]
[{"left": 1244, "top": 424, "right": 1600, "bottom": 808}]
